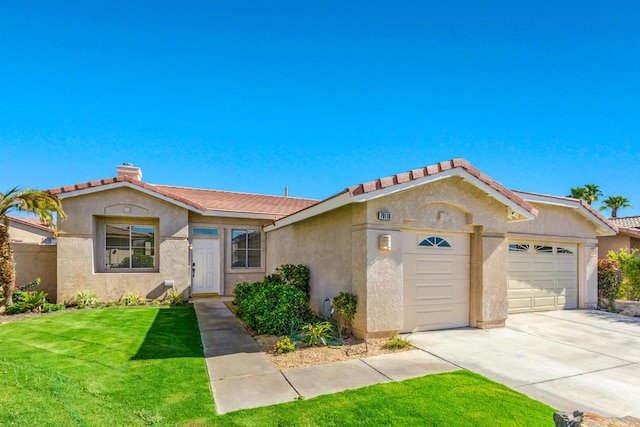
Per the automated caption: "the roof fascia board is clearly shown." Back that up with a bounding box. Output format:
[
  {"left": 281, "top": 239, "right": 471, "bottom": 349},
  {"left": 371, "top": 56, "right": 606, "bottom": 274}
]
[
  {"left": 55, "top": 182, "right": 203, "bottom": 214},
  {"left": 264, "top": 192, "right": 352, "bottom": 232},
  {"left": 352, "top": 169, "right": 535, "bottom": 222},
  {"left": 514, "top": 191, "right": 617, "bottom": 236}
]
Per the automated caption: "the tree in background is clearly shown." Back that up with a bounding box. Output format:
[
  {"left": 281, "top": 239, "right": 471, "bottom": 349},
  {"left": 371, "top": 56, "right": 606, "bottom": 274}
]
[
  {"left": 0, "top": 187, "right": 65, "bottom": 308},
  {"left": 568, "top": 184, "right": 603, "bottom": 205},
  {"left": 599, "top": 196, "right": 632, "bottom": 218}
]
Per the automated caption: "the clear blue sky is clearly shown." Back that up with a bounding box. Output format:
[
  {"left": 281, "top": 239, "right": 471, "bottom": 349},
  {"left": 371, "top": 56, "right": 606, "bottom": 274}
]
[{"left": 2, "top": 1, "right": 639, "bottom": 216}]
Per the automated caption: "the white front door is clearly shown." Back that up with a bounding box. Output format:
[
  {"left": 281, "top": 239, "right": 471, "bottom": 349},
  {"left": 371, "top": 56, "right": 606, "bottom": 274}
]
[{"left": 191, "top": 238, "right": 220, "bottom": 295}]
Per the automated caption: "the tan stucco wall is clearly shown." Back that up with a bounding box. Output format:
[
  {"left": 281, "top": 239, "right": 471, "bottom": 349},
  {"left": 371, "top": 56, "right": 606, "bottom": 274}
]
[
  {"left": 8, "top": 222, "right": 52, "bottom": 243},
  {"left": 188, "top": 213, "right": 273, "bottom": 295},
  {"left": 597, "top": 235, "right": 640, "bottom": 258},
  {"left": 507, "top": 203, "right": 595, "bottom": 239},
  {"left": 266, "top": 204, "right": 358, "bottom": 323},
  {"left": 11, "top": 243, "right": 57, "bottom": 301},
  {"left": 57, "top": 187, "right": 190, "bottom": 303}
]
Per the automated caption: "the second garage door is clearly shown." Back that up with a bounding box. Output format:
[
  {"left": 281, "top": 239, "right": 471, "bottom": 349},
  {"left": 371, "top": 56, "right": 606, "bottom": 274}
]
[
  {"left": 507, "top": 242, "right": 578, "bottom": 313},
  {"left": 402, "top": 232, "right": 470, "bottom": 332}
]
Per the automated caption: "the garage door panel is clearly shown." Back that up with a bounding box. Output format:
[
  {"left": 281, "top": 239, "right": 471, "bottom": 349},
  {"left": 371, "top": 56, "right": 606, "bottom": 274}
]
[
  {"left": 532, "top": 260, "right": 554, "bottom": 272},
  {"left": 404, "top": 302, "right": 469, "bottom": 332},
  {"left": 403, "top": 232, "right": 470, "bottom": 332},
  {"left": 508, "top": 241, "right": 578, "bottom": 313},
  {"left": 508, "top": 279, "right": 531, "bottom": 290},
  {"left": 533, "top": 296, "right": 556, "bottom": 309}
]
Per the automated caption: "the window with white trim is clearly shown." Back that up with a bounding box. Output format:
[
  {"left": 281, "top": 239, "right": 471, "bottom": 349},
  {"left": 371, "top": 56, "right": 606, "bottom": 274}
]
[
  {"left": 105, "top": 224, "right": 156, "bottom": 269},
  {"left": 231, "top": 229, "right": 261, "bottom": 268}
]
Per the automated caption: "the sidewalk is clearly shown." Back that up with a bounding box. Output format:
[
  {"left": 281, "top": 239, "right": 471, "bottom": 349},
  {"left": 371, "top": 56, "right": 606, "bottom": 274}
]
[{"left": 193, "top": 299, "right": 459, "bottom": 415}]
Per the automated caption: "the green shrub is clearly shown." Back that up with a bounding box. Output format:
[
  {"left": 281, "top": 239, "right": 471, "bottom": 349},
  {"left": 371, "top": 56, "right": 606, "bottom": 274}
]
[
  {"left": 123, "top": 291, "right": 144, "bottom": 306},
  {"left": 7, "top": 291, "right": 48, "bottom": 313},
  {"left": 598, "top": 259, "right": 622, "bottom": 311},
  {"left": 301, "top": 321, "right": 333, "bottom": 347},
  {"left": 383, "top": 333, "right": 412, "bottom": 350},
  {"left": 273, "top": 336, "right": 296, "bottom": 354},
  {"left": 42, "top": 303, "right": 66, "bottom": 313},
  {"left": 265, "top": 264, "right": 310, "bottom": 300},
  {"left": 333, "top": 292, "right": 358, "bottom": 333},
  {"left": 235, "top": 281, "right": 311, "bottom": 335},
  {"left": 165, "top": 288, "right": 184, "bottom": 306},
  {"left": 609, "top": 249, "right": 640, "bottom": 300},
  {"left": 75, "top": 290, "right": 99, "bottom": 308}
]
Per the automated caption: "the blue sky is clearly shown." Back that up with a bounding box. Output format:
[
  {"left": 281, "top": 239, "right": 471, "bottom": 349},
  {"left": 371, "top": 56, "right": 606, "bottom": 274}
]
[{"left": 2, "top": 1, "right": 639, "bottom": 216}]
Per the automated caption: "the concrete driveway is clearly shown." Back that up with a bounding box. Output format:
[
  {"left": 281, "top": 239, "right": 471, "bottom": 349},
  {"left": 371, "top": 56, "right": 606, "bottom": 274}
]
[{"left": 409, "top": 310, "right": 640, "bottom": 417}]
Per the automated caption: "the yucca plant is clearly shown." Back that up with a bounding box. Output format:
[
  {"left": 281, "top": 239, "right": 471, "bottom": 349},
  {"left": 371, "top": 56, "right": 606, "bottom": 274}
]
[
  {"left": 122, "top": 291, "right": 144, "bottom": 306},
  {"left": 75, "top": 290, "right": 99, "bottom": 308},
  {"left": 301, "top": 321, "right": 333, "bottom": 347}
]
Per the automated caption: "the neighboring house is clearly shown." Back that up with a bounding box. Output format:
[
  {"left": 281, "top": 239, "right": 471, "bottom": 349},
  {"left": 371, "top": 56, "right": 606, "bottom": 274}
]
[
  {"left": 7, "top": 216, "right": 57, "bottom": 297},
  {"left": 7, "top": 215, "right": 54, "bottom": 244},
  {"left": 597, "top": 216, "right": 640, "bottom": 258},
  {"left": 48, "top": 159, "right": 616, "bottom": 337}
]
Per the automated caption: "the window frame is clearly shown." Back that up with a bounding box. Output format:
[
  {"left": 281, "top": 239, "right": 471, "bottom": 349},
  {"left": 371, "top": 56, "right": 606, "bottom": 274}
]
[
  {"left": 230, "top": 228, "right": 262, "bottom": 269},
  {"left": 96, "top": 217, "right": 159, "bottom": 273}
]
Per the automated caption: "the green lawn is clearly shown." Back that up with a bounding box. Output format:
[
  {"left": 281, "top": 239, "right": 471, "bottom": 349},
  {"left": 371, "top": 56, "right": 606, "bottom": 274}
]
[{"left": 0, "top": 306, "right": 556, "bottom": 426}]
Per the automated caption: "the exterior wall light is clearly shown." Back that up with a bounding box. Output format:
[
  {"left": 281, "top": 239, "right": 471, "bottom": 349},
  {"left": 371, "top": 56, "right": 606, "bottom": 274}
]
[{"left": 379, "top": 234, "right": 392, "bottom": 251}]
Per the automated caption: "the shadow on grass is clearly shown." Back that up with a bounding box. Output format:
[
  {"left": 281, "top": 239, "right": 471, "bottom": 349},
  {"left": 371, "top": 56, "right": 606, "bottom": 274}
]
[{"left": 131, "top": 306, "right": 203, "bottom": 360}]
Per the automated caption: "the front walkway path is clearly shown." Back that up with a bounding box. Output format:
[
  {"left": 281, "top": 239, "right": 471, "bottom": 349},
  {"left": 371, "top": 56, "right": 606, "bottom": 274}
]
[{"left": 192, "top": 299, "right": 459, "bottom": 414}]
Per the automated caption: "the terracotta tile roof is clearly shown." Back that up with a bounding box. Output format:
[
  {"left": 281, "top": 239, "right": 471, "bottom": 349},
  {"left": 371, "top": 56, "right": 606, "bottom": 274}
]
[
  {"left": 154, "top": 185, "right": 319, "bottom": 217},
  {"left": 345, "top": 158, "right": 537, "bottom": 216},
  {"left": 609, "top": 216, "right": 640, "bottom": 229},
  {"left": 619, "top": 226, "right": 640, "bottom": 238},
  {"left": 48, "top": 176, "right": 318, "bottom": 218},
  {"left": 8, "top": 215, "right": 53, "bottom": 232}
]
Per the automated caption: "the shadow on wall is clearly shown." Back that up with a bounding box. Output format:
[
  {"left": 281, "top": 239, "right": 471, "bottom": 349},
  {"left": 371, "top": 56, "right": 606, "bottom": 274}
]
[
  {"left": 145, "top": 282, "right": 175, "bottom": 300},
  {"left": 131, "top": 306, "right": 203, "bottom": 360}
]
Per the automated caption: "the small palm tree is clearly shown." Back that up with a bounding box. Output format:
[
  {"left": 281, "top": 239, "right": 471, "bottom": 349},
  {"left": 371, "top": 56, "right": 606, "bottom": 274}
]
[
  {"left": 0, "top": 187, "right": 65, "bottom": 308},
  {"left": 568, "top": 184, "right": 603, "bottom": 205},
  {"left": 599, "top": 196, "right": 632, "bottom": 218}
]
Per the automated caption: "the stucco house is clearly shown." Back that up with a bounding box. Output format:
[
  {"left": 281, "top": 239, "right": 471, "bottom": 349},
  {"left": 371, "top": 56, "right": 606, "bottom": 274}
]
[
  {"left": 8, "top": 215, "right": 54, "bottom": 244},
  {"left": 48, "top": 159, "right": 616, "bottom": 337},
  {"left": 597, "top": 216, "right": 640, "bottom": 258}
]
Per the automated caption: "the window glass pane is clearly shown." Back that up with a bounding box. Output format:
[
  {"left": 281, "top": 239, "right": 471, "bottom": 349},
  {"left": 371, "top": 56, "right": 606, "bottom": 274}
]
[
  {"left": 247, "top": 230, "right": 261, "bottom": 249},
  {"left": 534, "top": 245, "right": 553, "bottom": 253},
  {"left": 232, "top": 249, "right": 247, "bottom": 268},
  {"left": 232, "top": 230, "right": 247, "bottom": 249},
  {"left": 248, "top": 249, "right": 261, "bottom": 267},
  {"left": 106, "top": 225, "right": 130, "bottom": 249},
  {"left": 557, "top": 247, "right": 574, "bottom": 254},
  {"left": 105, "top": 248, "right": 130, "bottom": 269},
  {"left": 192, "top": 227, "right": 219, "bottom": 236}
]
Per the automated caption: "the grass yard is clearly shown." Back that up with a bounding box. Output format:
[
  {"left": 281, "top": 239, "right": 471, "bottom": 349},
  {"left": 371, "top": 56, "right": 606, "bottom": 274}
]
[{"left": 0, "top": 306, "right": 556, "bottom": 426}]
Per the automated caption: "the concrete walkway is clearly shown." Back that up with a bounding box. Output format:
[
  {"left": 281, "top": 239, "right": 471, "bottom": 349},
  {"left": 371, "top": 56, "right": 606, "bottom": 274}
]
[{"left": 193, "top": 299, "right": 459, "bottom": 414}]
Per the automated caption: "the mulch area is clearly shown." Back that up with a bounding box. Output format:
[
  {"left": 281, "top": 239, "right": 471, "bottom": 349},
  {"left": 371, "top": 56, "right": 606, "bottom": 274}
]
[{"left": 223, "top": 301, "right": 412, "bottom": 369}]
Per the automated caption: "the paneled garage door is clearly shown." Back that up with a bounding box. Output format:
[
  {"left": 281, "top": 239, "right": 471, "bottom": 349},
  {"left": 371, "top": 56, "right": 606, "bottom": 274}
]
[
  {"left": 507, "top": 242, "right": 578, "bottom": 313},
  {"left": 402, "top": 232, "right": 470, "bottom": 332}
]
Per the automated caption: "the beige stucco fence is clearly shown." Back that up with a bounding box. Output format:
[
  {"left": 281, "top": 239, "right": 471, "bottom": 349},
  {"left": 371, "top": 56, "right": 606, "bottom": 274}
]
[{"left": 11, "top": 243, "right": 57, "bottom": 302}]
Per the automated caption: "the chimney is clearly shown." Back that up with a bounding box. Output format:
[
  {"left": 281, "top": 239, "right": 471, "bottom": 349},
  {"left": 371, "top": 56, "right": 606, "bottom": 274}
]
[
  {"left": 284, "top": 187, "right": 289, "bottom": 197},
  {"left": 116, "top": 163, "right": 143, "bottom": 181}
]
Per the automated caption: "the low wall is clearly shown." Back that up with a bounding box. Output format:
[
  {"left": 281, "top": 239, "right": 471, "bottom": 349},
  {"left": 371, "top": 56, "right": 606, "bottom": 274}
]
[{"left": 11, "top": 243, "right": 57, "bottom": 302}]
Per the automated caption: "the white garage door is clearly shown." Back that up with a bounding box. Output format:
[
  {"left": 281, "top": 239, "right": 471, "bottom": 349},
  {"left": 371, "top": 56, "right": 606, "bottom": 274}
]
[
  {"left": 508, "top": 242, "right": 578, "bottom": 313},
  {"left": 402, "top": 232, "right": 470, "bottom": 332}
]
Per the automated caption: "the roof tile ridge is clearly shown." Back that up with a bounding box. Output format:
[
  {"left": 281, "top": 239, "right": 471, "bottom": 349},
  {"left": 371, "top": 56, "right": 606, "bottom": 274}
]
[{"left": 154, "top": 183, "right": 319, "bottom": 201}]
